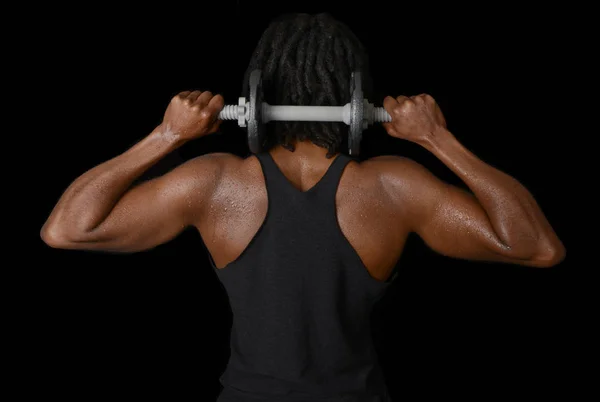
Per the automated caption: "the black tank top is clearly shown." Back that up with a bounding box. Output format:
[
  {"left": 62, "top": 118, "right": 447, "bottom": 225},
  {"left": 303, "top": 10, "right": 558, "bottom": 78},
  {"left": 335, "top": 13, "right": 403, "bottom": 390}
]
[{"left": 210, "top": 152, "right": 396, "bottom": 401}]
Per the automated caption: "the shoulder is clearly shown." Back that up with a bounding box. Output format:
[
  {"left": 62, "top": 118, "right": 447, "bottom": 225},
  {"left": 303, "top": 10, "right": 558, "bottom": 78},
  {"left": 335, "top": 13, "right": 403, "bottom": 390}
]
[
  {"left": 159, "top": 152, "right": 245, "bottom": 197},
  {"left": 361, "top": 154, "right": 425, "bottom": 170},
  {"left": 358, "top": 155, "right": 445, "bottom": 213},
  {"left": 174, "top": 152, "right": 244, "bottom": 179},
  {"left": 182, "top": 152, "right": 244, "bottom": 168},
  {"left": 360, "top": 155, "right": 436, "bottom": 186}
]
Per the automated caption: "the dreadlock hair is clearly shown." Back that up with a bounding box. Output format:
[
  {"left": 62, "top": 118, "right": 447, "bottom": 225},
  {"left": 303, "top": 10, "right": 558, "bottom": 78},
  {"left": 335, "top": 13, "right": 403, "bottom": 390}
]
[{"left": 242, "top": 13, "right": 373, "bottom": 158}]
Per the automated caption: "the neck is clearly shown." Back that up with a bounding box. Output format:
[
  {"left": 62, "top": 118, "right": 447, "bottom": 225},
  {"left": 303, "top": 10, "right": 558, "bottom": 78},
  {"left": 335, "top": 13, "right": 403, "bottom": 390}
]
[{"left": 271, "top": 140, "right": 340, "bottom": 160}]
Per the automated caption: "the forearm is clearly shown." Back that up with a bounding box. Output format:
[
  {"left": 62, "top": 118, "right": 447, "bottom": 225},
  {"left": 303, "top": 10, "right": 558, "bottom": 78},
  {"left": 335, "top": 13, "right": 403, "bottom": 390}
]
[
  {"left": 424, "top": 128, "right": 564, "bottom": 260},
  {"left": 43, "top": 125, "right": 182, "bottom": 238}
]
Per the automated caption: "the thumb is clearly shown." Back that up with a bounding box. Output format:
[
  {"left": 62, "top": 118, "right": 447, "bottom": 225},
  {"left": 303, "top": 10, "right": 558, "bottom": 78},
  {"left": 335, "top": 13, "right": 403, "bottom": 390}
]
[
  {"left": 382, "top": 122, "right": 398, "bottom": 137},
  {"left": 206, "top": 118, "right": 223, "bottom": 135}
]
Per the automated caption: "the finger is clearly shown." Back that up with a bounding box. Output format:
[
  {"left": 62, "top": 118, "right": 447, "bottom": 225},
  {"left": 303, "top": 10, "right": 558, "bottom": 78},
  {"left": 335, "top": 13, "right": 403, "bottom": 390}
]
[
  {"left": 187, "top": 90, "right": 203, "bottom": 103},
  {"left": 383, "top": 96, "right": 398, "bottom": 113},
  {"left": 384, "top": 95, "right": 410, "bottom": 118},
  {"left": 201, "top": 94, "right": 225, "bottom": 120},
  {"left": 177, "top": 91, "right": 192, "bottom": 100},
  {"left": 195, "top": 91, "right": 213, "bottom": 109},
  {"left": 206, "top": 118, "right": 223, "bottom": 134}
]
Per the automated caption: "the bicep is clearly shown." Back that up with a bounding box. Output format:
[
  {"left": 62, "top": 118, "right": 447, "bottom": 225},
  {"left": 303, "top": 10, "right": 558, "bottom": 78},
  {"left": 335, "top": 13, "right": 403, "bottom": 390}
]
[{"left": 68, "top": 156, "right": 221, "bottom": 252}]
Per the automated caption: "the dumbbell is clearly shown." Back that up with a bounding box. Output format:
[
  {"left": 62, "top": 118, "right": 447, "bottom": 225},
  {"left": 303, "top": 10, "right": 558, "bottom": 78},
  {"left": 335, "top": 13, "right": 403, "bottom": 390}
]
[{"left": 218, "top": 70, "right": 392, "bottom": 155}]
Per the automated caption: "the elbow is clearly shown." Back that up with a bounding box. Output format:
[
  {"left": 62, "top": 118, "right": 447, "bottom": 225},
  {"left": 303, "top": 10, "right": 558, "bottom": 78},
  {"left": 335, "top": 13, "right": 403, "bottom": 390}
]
[
  {"left": 40, "top": 222, "right": 73, "bottom": 249},
  {"left": 41, "top": 222, "right": 125, "bottom": 252},
  {"left": 531, "top": 241, "right": 566, "bottom": 268}
]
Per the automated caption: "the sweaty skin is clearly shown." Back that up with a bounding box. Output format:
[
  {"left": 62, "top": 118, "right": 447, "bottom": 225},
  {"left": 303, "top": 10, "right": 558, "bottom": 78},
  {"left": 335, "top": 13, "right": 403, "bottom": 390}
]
[{"left": 41, "top": 90, "right": 565, "bottom": 280}]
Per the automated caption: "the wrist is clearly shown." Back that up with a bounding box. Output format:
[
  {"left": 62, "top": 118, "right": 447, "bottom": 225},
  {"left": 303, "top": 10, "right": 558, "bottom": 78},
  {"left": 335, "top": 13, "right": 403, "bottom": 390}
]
[
  {"left": 422, "top": 127, "right": 479, "bottom": 172},
  {"left": 148, "top": 123, "right": 187, "bottom": 149},
  {"left": 122, "top": 125, "right": 184, "bottom": 161},
  {"left": 421, "top": 126, "right": 458, "bottom": 153}
]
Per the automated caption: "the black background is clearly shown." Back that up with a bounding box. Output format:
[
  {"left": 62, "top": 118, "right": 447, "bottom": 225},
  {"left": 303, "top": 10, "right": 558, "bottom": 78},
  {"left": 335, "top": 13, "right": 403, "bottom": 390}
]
[{"left": 29, "top": 2, "right": 576, "bottom": 400}]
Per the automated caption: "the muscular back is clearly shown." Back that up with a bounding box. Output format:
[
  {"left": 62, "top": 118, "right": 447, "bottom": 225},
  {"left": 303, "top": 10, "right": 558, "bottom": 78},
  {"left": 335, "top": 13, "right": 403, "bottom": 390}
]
[
  {"left": 41, "top": 91, "right": 564, "bottom": 270},
  {"left": 197, "top": 151, "right": 406, "bottom": 283}
]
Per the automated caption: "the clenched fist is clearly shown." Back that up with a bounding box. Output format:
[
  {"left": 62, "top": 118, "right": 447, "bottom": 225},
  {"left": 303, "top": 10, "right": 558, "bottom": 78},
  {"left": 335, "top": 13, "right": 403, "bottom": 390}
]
[
  {"left": 159, "top": 90, "right": 225, "bottom": 141},
  {"left": 382, "top": 94, "right": 448, "bottom": 147}
]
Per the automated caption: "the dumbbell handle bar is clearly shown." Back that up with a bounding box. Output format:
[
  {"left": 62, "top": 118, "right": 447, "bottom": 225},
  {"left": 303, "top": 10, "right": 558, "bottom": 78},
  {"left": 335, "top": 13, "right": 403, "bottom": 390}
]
[{"left": 218, "top": 99, "right": 391, "bottom": 127}]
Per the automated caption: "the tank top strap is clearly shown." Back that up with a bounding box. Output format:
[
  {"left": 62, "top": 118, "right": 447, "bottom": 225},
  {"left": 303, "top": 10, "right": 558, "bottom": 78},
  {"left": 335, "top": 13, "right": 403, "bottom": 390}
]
[
  {"left": 254, "top": 152, "right": 291, "bottom": 191},
  {"left": 314, "top": 153, "right": 353, "bottom": 199}
]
